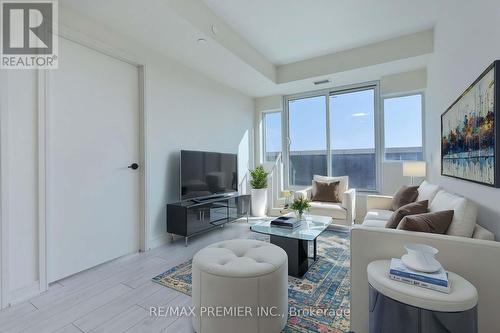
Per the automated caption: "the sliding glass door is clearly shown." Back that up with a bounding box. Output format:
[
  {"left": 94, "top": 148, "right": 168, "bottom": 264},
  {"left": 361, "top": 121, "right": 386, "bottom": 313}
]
[
  {"left": 285, "top": 84, "right": 379, "bottom": 191},
  {"left": 330, "top": 88, "right": 376, "bottom": 190},
  {"left": 287, "top": 95, "right": 327, "bottom": 186}
]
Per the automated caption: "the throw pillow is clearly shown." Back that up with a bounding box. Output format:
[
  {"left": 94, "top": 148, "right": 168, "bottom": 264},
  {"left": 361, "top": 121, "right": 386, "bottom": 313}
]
[
  {"left": 391, "top": 185, "right": 419, "bottom": 211},
  {"left": 397, "top": 210, "right": 455, "bottom": 234},
  {"left": 311, "top": 180, "right": 341, "bottom": 203},
  {"left": 385, "top": 200, "right": 428, "bottom": 229}
]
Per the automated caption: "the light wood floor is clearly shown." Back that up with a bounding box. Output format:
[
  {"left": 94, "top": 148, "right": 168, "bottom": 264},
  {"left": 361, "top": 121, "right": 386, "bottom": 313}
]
[{"left": 0, "top": 219, "right": 261, "bottom": 333}]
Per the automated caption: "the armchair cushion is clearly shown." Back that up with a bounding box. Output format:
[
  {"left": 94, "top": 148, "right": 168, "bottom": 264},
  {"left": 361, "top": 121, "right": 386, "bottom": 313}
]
[
  {"left": 311, "top": 180, "right": 341, "bottom": 203},
  {"left": 313, "top": 175, "right": 348, "bottom": 195},
  {"left": 308, "top": 201, "right": 346, "bottom": 220}
]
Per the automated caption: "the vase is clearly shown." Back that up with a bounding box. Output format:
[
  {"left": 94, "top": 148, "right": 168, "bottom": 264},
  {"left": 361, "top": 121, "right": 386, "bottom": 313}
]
[
  {"left": 295, "top": 211, "right": 304, "bottom": 220},
  {"left": 251, "top": 188, "right": 268, "bottom": 217}
]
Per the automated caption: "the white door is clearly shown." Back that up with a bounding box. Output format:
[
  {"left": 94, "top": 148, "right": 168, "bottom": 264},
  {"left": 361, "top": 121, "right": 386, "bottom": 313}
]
[{"left": 47, "top": 38, "right": 140, "bottom": 282}]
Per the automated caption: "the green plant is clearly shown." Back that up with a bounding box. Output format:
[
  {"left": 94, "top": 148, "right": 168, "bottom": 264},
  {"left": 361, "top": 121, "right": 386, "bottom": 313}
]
[
  {"left": 290, "top": 196, "right": 311, "bottom": 215},
  {"left": 249, "top": 165, "right": 268, "bottom": 189}
]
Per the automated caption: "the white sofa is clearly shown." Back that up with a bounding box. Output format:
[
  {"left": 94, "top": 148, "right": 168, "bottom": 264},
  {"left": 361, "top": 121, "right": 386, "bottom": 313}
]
[
  {"left": 362, "top": 180, "right": 494, "bottom": 240},
  {"left": 351, "top": 181, "right": 499, "bottom": 332},
  {"left": 295, "top": 175, "right": 356, "bottom": 226}
]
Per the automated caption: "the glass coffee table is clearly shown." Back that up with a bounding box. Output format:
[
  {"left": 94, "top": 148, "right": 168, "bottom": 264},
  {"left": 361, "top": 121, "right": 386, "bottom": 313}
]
[{"left": 250, "top": 214, "right": 331, "bottom": 277}]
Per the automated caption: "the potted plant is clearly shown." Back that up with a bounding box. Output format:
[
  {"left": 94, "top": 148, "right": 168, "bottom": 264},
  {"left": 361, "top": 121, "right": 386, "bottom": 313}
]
[
  {"left": 250, "top": 165, "right": 269, "bottom": 217},
  {"left": 290, "top": 196, "right": 311, "bottom": 220}
]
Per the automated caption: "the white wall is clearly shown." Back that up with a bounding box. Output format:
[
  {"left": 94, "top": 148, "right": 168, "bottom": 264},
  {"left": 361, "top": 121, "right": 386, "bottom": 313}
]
[
  {"left": 147, "top": 63, "right": 253, "bottom": 247},
  {"left": 426, "top": 0, "right": 500, "bottom": 239},
  {"left": 380, "top": 68, "right": 427, "bottom": 95},
  {"left": 0, "top": 9, "right": 253, "bottom": 306},
  {"left": 3, "top": 71, "right": 40, "bottom": 302}
]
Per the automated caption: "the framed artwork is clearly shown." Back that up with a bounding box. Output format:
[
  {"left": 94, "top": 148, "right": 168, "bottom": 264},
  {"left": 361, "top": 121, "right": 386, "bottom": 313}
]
[{"left": 441, "top": 60, "right": 500, "bottom": 187}]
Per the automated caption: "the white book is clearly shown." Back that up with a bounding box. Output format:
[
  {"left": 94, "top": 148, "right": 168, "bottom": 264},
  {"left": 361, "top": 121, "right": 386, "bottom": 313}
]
[
  {"left": 389, "top": 273, "right": 451, "bottom": 294},
  {"left": 390, "top": 258, "right": 448, "bottom": 287}
]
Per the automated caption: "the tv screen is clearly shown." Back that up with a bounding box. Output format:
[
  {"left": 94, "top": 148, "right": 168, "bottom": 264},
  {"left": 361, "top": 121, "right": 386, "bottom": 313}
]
[{"left": 181, "top": 150, "right": 238, "bottom": 200}]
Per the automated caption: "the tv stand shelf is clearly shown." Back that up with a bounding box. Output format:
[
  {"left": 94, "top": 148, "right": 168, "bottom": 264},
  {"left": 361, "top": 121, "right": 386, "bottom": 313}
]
[{"left": 167, "top": 194, "right": 251, "bottom": 246}]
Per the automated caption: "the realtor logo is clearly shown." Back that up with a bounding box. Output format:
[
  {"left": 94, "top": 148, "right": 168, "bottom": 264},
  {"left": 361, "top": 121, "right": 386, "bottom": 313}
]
[{"left": 1, "top": 0, "right": 58, "bottom": 69}]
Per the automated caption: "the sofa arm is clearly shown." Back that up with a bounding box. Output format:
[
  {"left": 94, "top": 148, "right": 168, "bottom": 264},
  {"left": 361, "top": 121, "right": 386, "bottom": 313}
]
[
  {"left": 294, "top": 187, "right": 312, "bottom": 200},
  {"left": 350, "top": 225, "right": 500, "bottom": 333},
  {"left": 342, "top": 188, "right": 356, "bottom": 224},
  {"left": 366, "top": 195, "right": 393, "bottom": 210}
]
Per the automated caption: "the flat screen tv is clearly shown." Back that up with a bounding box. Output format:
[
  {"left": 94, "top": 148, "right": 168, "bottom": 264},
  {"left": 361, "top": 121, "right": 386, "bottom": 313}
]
[{"left": 180, "top": 150, "right": 238, "bottom": 200}]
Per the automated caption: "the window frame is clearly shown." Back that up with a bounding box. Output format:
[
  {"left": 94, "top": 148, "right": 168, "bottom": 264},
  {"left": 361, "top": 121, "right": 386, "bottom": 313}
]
[
  {"left": 261, "top": 110, "right": 283, "bottom": 163},
  {"left": 381, "top": 91, "right": 425, "bottom": 163},
  {"left": 283, "top": 81, "right": 381, "bottom": 192}
]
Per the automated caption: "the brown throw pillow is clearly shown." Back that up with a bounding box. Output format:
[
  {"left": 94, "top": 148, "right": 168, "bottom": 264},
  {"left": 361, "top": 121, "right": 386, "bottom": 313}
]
[
  {"left": 311, "top": 180, "right": 341, "bottom": 203},
  {"left": 397, "top": 210, "right": 455, "bottom": 234},
  {"left": 391, "top": 185, "right": 419, "bottom": 211},
  {"left": 385, "top": 200, "right": 428, "bottom": 229}
]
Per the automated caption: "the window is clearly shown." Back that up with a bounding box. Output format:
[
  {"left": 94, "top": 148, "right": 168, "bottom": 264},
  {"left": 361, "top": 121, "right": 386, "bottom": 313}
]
[
  {"left": 384, "top": 94, "right": 423, "bottom": 161},
  {"left": 284, "top": 84, "right": 378, "bottom": 191},
  {"left": 262, "top": 112, "right": 282, "bottom": 162},
  {"left": 288, "top": 96, "right": 327, "bottom": 186},
  {"left": 330, "top": 88, "right": 376, "bottom": 190}
]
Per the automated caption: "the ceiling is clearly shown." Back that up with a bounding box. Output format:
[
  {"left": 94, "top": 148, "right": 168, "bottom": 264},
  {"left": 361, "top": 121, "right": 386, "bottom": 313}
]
[
  {"left": 202, "top": 0, "right": 440, "bottom": 65},
  {"left": 58, "top": 0, "right": 440, "bottom": 97}
]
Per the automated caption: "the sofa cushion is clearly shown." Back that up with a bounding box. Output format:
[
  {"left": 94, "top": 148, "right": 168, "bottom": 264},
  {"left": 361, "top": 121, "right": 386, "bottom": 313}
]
[
  {"left": 397, "top": 210, "right": 454, "bottom": 234},
  {"left": 313, "top": 175, "right": 348, "bottom": 194},
  {"left": 364, "top": 209, "right": 393, "bottom": 221},
  {"left": 472, "top": 224, "right": 495, "bottom": 241},
  {"left": 417, "top": 180, "right": 440, "bottom": 203},
  {"left": 311, "top": 180, "right": 341, "bottom": 203},
  {"left": 362, "top": 219, "right": 387, "bottom": 228},
  {"left": 391, "top": 185, "right": 419, "bottom": 210},
  {"left": 309, "top": 201, "right": 346, "bottom": 220},
  {"left": 429, "top": 190, "right": 477, "bottom": 237},
  {"left": 385, "top": 200, "right": 429, "bottom": 229}
]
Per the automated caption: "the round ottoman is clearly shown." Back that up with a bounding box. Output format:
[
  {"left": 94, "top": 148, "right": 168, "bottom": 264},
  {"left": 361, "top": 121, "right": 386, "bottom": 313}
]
[{"left": 191, "top": 239, "right": 288, "bottom": 333}]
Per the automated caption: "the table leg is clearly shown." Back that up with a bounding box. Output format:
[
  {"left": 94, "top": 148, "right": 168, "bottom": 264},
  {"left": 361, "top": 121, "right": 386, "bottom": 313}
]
[
  {"left": 270, "top": 235, "right": 309, "bottom": 277},
  {"left": 313, "top": 238, "right": 317, "bottom": 261}
]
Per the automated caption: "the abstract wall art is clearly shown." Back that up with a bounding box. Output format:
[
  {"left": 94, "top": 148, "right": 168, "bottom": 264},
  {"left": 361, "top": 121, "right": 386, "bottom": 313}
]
[{"left": 441, "top": 61, "right": 500, "bottom": 187}]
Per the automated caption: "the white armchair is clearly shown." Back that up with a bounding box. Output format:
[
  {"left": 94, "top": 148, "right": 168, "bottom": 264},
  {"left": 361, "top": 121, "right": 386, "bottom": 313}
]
[{"left": 294, "top": 175, "right": 356, "bottom": 226}]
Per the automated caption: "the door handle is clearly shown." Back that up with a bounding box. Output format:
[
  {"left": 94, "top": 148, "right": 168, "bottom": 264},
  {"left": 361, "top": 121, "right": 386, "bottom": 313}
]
[{"left": 128, "top": 163, "right": 139, "bottom": 170}]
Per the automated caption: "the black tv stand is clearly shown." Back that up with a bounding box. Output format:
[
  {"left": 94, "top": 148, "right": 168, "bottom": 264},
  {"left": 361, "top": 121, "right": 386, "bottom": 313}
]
[
  {"left": 167, "top": 194, "right": 250, "bottom": 246},
  {"left": 190, "top": 193, "right": 233, "bottom": 203}
]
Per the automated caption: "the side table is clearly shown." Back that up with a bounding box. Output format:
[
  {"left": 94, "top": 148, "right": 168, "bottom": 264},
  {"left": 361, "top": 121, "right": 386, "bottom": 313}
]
[{"left": 367, "top": 260, "right": 478, "bottom": 333}]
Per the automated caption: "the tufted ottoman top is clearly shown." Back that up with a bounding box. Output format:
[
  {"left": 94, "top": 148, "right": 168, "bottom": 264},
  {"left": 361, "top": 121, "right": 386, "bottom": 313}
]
[{"left": 192, "top": 239, "right": 287, "bottom": 277}]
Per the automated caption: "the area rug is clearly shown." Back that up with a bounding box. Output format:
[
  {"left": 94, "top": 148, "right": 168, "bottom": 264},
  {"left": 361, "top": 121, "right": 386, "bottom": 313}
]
[{"left": 152, "top": 230, "right": 350, "bottom": 333}]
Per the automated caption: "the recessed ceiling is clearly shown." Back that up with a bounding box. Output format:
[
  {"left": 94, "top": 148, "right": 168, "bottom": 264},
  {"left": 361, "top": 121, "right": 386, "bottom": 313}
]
[
  {"left": 202, "top": 0, "right": 440, "bottom": 65},
  {"left": 58, "top": 0, "right": 437, "bottom": 97}
]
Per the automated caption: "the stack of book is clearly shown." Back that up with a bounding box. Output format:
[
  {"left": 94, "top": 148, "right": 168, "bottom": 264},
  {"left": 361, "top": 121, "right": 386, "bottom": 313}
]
[
  {"left": 389, "top": 258, "right": 451, "bottom": 293},
  {"left": 270, "top": 216, "right": 302, "bottom": 229}
]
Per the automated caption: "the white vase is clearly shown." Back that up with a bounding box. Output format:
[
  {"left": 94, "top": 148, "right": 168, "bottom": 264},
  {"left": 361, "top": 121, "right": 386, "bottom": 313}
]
[{"left": 251, "top": 188, "right": 268, "bottom": 217}]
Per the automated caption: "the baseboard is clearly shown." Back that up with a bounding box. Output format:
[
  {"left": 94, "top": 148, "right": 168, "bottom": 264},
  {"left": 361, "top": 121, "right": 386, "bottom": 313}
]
[
  {"left": 148, "top": 233, "right": 171, "bottom": 250},
  {"left": 6, "top": 281, "right": 41, "bottom": 307}
]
